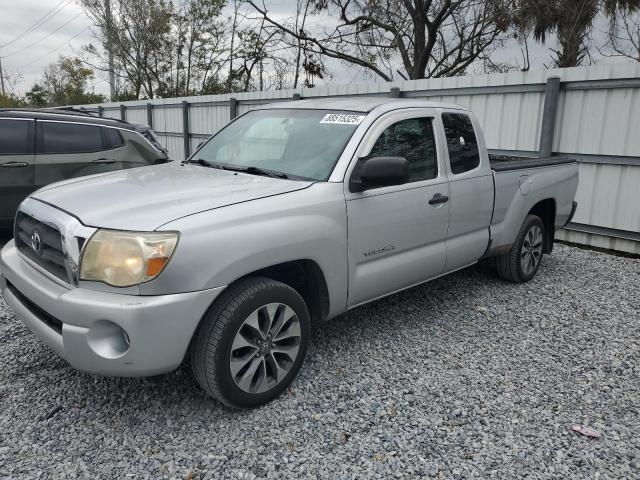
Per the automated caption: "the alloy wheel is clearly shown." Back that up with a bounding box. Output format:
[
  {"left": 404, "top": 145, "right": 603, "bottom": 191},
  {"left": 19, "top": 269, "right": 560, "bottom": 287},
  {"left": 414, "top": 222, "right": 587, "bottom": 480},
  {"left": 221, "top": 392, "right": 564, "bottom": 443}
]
[
  {"left": 521, "top": 225, "right": 543, "bottom": 275},
  {"left": 229, "top": 303, "right": 302, "bottom": 394}
]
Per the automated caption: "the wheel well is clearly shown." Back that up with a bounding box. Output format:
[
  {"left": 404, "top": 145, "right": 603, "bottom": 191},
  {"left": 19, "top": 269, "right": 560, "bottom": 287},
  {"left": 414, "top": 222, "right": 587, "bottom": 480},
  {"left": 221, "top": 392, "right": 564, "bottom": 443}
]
[
  {"left": 233, "top": 260, "right": 330, "bottom": 323},
  {"left": 528, "top": 199, "right": 556, "bottom": 253}
]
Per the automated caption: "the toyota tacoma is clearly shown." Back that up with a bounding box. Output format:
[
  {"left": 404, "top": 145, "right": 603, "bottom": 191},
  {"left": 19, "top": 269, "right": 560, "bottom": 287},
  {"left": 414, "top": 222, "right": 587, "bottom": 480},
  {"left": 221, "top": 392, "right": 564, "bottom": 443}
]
[{"left": 0, "top": 98, "right": 579, "bottom": 408}]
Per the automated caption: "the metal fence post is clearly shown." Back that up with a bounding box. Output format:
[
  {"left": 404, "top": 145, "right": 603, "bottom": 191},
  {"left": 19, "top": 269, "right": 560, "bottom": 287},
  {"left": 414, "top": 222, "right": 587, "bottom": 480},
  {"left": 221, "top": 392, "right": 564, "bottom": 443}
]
[
  {"left": 182, "top": 101, "right": 190, "bottom": 159},
  {"left": 97, "top": 106, "right": 104, "bottom": 118},
  {"left": 146, "top": 103, "right": 153, "bottom": 128},
  {"left": 120, "top": 104, "right": 126, "bottom": 122},
  {"left": 539, "top": 76, "right": 561, "bottom": 158},
  {"left": 390, "top": 87, "right": 401, "bottom": 98},
  {"left": 229, "top": 97, "right": 238, "bottom": 119},
  {"left": 292, "top": 93, "right": 301, "bottom": 100}
]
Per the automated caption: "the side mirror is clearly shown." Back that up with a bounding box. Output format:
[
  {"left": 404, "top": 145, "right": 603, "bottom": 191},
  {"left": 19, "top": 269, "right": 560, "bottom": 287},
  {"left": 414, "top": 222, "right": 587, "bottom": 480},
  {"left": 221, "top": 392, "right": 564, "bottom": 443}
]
[{"left": 349, "top": 156, "right": 409, "bottom": 192}]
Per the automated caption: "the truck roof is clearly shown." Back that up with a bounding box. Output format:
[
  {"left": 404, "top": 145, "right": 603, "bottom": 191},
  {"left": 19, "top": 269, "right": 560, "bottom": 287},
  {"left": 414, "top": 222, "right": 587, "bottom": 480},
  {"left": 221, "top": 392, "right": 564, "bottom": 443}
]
[{"left": 262, "top": 97, "right": 469, "bottom": 113}]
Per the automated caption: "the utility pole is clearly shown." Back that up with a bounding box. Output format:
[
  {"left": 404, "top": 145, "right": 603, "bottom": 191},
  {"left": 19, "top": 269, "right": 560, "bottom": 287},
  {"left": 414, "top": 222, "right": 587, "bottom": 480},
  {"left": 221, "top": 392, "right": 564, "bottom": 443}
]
[
  {"left": 0, "top": 57, "right": 6, "bottom": 97},
  {"left": 105, "top": 0, "right": 116, "bottom": 101}
]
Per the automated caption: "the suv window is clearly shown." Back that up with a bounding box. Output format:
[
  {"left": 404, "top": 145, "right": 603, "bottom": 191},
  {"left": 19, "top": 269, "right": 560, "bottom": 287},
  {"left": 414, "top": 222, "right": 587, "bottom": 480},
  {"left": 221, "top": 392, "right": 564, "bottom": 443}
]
[
  {"left": 369, "top": 117, "right": 437, "bottom": 182},
  {"left": 0, "top": 119, "right": 33, "bottom": 154},
  {"left": 102, "top": 127, "right": 125, "bottom": 149},
  {"left": 39, "top": 122, "right": 103, "bottom": 154},
  {"left": 441, "top": 113, "right": 480, "bottom": 174}
]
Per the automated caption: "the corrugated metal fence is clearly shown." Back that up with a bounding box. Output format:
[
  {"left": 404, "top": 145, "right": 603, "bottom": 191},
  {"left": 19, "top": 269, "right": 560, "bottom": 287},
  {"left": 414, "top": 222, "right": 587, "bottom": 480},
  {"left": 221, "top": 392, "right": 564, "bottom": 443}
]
[{"left": 75, "top": 64, "right": 640, "bottom": 254}]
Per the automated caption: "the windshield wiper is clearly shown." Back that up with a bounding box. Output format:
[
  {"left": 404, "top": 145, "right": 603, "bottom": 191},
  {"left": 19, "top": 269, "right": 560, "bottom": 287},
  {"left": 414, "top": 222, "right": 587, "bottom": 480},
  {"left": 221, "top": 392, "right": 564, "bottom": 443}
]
[
  {"left": 183, "top": 159, "right": 289, "bottom": 179},
  {"left": 221, "top": 165, "right": 289, "bottom": 179},
  {"left": 181, "top": 158, "right": 224, "bottom": 169}
]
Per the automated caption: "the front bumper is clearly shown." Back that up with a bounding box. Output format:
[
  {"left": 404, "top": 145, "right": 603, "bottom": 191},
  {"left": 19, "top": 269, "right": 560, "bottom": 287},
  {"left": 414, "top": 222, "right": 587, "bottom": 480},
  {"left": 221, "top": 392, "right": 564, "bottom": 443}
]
[{"left": 0, "top": 240, "right": 224, "bottom": 376}]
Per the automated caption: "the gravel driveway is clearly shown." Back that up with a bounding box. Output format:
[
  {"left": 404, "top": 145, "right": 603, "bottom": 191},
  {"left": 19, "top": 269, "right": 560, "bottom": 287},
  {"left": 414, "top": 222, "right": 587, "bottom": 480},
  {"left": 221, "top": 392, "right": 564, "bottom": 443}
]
[{"left": 1, "top": 244, "right": 638, "bottom": 479}]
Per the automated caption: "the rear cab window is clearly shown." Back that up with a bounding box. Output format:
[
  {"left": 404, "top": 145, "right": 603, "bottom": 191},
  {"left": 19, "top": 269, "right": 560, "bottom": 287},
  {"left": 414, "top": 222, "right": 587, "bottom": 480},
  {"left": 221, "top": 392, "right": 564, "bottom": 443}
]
[
  {"left": 441, "top": 112, "right": 480, "bottom": 174},
  {"left": 0, "top": 119, "right": 34, "bottom": 155}
]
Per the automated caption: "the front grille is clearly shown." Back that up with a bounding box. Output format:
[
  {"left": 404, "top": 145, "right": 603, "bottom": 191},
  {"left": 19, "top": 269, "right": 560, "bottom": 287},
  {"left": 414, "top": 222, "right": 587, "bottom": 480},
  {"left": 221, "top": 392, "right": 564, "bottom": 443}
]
[
  {"left": 6, "top": 281, "right": 63, "bottom": 334},
  {"left": 14, "top": 211, "right": 69, "bottom": 283}
]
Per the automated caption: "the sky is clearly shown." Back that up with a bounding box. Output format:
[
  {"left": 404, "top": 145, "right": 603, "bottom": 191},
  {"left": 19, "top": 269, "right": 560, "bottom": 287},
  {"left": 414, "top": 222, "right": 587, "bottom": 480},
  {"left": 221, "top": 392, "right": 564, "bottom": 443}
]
[
  {"left": 0, "top": 0, "right": 631, "bottom": 97},
  {"left": 0, "top": 0, "right": 97, "bottom": 94}
]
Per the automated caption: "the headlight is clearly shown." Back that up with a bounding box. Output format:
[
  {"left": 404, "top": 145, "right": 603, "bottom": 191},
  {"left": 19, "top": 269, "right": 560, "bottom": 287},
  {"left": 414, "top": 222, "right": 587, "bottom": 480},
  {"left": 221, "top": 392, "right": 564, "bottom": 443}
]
[{"left": 80, "top": 230, "right": 179, "bottom": 287}]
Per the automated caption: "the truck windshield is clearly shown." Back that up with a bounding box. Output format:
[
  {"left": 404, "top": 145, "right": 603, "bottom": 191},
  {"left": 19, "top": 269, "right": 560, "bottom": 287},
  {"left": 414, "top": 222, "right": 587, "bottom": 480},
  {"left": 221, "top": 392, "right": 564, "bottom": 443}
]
[{"left": 194, "top": 109, "right": 366, "bottom": 181}]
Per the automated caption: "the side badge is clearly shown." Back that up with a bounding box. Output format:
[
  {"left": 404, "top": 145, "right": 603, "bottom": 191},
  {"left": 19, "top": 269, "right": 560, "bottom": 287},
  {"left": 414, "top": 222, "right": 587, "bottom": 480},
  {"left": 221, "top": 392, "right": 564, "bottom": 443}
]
[{"left": 363, "top": 244, "right": 396, "bottom": 257}]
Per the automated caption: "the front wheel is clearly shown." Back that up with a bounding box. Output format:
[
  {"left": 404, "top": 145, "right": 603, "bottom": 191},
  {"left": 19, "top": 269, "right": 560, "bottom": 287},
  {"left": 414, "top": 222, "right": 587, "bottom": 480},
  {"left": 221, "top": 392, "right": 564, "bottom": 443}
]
[
  {"left": 190, "top": 277, "right": 310, "bottom": 408},
  {"left": 495, "top": 214, "right": 545, "bottom": 283}
]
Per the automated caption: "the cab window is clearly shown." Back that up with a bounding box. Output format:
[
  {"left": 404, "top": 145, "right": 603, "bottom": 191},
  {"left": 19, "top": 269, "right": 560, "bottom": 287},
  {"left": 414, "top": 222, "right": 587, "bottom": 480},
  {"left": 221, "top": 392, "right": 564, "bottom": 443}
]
[
  {"left": 441, "top": 113, "right": 480, "bottom": 174},
  {"left": 368, "top": 117, "right": 437, "bottom": 182}
]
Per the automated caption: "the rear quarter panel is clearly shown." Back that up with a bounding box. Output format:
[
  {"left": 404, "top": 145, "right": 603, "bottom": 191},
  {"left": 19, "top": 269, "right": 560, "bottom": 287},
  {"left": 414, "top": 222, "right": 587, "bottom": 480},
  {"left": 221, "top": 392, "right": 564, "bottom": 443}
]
[{"left": 490, "top": 163, "right": 579, "bottom": 250}]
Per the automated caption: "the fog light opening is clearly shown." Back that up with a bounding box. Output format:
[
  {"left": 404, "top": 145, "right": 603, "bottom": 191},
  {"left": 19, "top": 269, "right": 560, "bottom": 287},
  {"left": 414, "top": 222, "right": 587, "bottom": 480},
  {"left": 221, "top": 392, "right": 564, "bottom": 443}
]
[{"left": 86, "top": 320, "right": 131, "bottom": 359}]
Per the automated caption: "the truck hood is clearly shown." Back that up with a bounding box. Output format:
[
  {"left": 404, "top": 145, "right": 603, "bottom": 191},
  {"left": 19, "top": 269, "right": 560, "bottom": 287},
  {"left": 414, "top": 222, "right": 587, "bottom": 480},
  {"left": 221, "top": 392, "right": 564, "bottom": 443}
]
[{"left": 31, "top": 162, "right": 313, "bottom": 231}]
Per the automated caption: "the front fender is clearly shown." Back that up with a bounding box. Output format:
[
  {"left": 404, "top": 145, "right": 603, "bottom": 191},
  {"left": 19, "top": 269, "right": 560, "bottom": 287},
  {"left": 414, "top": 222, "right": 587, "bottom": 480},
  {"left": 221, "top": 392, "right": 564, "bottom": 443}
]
[{"left": 140, "top": 183, "right": 349, "bottom": 318}]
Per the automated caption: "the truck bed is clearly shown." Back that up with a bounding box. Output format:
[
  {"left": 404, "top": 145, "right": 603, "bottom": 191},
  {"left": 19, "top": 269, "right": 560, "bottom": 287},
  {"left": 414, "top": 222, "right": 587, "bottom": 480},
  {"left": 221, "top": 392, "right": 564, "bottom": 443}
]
[{"left": 489, "top": 154, "right": 575, "bottom": 172}]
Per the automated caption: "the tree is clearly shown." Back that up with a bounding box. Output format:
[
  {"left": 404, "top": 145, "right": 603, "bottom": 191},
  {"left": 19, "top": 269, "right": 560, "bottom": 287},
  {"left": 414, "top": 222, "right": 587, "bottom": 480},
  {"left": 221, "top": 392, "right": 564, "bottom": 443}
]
[
  {"left": 0, "top": 70, "right": 26, "bottom": 107},
  {"left": 164, "top": 0, "right": 228, "bottom": 96},
  {"left": 24, "top": 85, "right": 48, "bottom": 107},
  {"left": 515, "top": 0, "right": 640, "bottom": 67},
  {"left": 0, "top": 94, "right": 25, "bottom": 108},
  {"left": 248, "top": 0, "right": 513, "bottom": 81},
  {"left": 600, "top": 6, "right": 640, "bottom": 61},
  {"left": 81, "top": 0, "right": 175, "bottom": 99},
  {"left": 81, "top": 0, "right": 279, "bottom": 98},
  {"left": 23, "top": 56, "right": 104, "bottom": 107}
]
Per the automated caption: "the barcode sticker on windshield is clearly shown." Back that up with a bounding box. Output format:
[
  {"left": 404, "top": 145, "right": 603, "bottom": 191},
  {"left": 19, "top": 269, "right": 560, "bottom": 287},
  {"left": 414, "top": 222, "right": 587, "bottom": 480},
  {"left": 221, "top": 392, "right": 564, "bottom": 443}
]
[{"left": 320, "top": 113, "right": 366, "bottom": 125}]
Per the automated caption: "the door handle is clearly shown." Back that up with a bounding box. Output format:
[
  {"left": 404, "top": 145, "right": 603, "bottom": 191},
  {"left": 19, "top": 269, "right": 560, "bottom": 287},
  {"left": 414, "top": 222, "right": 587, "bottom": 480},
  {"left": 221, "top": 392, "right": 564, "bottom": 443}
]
[
  {"left": 428, "top": 193, "right": 449, "bottom": 205},
  {"left": 0, "top": 161, "right": 29, "bottom": 168},
  {"left": 93, "top": 158, "right": 116, "bottom": 164}
]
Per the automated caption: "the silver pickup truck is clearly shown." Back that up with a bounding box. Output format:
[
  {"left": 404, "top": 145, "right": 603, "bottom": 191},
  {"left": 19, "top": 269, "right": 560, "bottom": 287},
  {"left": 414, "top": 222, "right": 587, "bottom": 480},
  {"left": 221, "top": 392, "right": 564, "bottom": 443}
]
[{"left": 0, "top": 98, "right": 578, "bottom": 408}]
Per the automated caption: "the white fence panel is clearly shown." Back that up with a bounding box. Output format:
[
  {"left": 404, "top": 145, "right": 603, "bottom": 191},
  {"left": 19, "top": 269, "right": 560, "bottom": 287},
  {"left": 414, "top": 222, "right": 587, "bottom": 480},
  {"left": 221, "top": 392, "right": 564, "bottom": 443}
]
[
  {"left": 124, "top": 107, "right": 147, "bottom": 125},
  {"left": 190, "top": 104, "right": 229, "bottom": 136}
]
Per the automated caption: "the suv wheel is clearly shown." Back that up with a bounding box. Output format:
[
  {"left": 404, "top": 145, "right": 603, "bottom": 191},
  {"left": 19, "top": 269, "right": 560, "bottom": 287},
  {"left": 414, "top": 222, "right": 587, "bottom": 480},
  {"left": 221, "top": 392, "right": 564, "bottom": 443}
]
[
  {"left": 190, "top": 277, "right": 310, "bottom": 408},
  {"left": 495, "top": 214, "right": 545, "bottom": 283}
]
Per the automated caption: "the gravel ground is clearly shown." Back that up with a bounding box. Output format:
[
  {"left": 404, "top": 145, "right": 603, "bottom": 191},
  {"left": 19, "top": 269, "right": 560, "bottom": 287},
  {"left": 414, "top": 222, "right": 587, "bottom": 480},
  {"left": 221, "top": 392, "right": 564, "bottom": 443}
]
[{"left": 0, "top": 244, "right": 639, "bottom": 479}]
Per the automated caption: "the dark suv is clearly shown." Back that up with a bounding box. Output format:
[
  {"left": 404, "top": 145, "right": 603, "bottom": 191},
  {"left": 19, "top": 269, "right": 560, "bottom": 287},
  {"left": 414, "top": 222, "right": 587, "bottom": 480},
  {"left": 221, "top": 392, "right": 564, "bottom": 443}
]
[{"left": 0, "top": 109, "right": 168, "bottom": 230}]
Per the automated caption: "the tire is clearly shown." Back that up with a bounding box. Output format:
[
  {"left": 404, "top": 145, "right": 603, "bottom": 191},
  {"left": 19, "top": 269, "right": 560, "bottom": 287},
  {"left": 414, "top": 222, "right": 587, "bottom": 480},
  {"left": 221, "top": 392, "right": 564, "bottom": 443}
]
[
  {"left": 495, "top": 214, "right": 545, "bottom": 283},
  {"left": 190, "top": 277, "right": 310, "bottom": 409}
]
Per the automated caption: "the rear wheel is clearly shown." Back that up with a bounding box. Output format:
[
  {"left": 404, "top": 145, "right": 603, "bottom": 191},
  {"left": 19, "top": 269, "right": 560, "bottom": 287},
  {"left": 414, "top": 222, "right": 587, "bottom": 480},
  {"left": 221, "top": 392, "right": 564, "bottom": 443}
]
[
  {"left": 190, "top": 277, "right": 310, "bottom": 408},
  {"left": 495, "top": 214, "right": 545, "bottom": 283}
]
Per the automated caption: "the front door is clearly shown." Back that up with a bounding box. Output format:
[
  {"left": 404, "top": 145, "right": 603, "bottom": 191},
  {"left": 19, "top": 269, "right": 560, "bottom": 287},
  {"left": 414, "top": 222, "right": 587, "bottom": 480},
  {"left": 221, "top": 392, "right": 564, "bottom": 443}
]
[
  {"left": 345, "top": 110, "right": 450, "bottom": 307},
  {"left": 0, "top": 118, "right": 35, "bottom": 229}
]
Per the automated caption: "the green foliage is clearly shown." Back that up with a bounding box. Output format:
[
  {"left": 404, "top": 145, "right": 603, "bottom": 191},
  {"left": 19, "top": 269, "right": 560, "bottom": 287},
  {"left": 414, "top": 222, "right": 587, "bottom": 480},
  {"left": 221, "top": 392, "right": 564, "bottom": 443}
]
[
  {"left": 0, "top": 94, "right": 26, "bottom": 108},
  {"left": 25, "top": 84, "right": 49, "bottom": 107},
  {"left": 42, "top": 56, "right": 105, "bottom": 106},
  {"left": 16, "top": 56, "right": 106, "bottom": 107}
]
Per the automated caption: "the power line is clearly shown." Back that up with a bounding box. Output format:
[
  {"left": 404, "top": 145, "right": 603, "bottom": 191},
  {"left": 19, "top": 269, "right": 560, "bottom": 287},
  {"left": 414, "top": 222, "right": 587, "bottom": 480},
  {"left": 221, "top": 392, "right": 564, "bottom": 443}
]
[
  {"left": 2, "top": 12, "right": 85, "bottom": 59},
  {"left": 16, "top": 26, "right": 91, "bottom": 71},
  {"left": 0, "top": 0, "right": 74, "bottom": 49}
]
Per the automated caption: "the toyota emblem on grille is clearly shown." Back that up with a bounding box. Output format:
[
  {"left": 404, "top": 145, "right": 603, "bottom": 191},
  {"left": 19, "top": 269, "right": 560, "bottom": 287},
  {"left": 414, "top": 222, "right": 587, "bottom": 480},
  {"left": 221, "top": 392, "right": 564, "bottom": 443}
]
[{"left": 30, "top": 231, "right": 42, "bottom": 255}]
